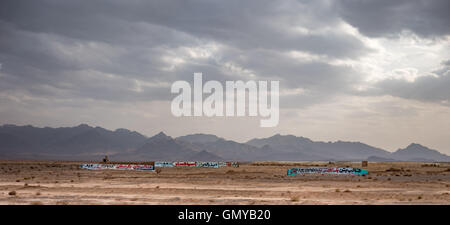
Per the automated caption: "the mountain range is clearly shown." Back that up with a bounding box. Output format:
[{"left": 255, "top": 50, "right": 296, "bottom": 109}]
[{"left": 0, "top": 124, "right": 449, "bottom": 162}]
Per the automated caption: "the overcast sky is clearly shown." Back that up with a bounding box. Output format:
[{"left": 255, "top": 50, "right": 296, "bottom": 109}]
[{"left": 0, "top": 0, "right": 449, "bottom": 153}]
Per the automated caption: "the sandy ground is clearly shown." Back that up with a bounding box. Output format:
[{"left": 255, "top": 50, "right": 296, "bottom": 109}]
[{"left": 0, "top": 160, "right": 449, "bottom": 205}]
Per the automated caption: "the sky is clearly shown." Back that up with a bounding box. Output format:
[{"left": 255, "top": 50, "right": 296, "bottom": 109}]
[{"left": 0, "top": 0, "right": 449, "bottom": 153}]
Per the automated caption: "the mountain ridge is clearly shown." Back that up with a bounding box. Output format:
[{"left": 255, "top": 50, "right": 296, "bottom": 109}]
[{"left": 0, "top": 124, "right": 449, "bottom": 162}]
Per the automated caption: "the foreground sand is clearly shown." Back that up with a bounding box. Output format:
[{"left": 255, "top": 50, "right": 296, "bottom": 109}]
[{"left": 0, "top": 160, "right": 449, "bottom": 205}]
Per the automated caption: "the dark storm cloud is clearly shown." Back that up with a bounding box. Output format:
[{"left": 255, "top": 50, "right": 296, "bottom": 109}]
[
  {"left": 370, "top": 75, "right": 450, "bottom": 103},
  {"left": 364, "top": 60, "right": 450, "bottom": 103},
  {"left": 0, "top": 0, "right": 375, "bottom": 107},
  {"left": 0, "top": 0, "right": 448, "bottom": 110},
  {"left": 224, "top": 48, "right": 361, "bottom": 90},
  {"left": 0, "top": 0, "right": 371, "bottom": 57},
  {"left": 336, "top": 0, "right": 450, "bottom": 38},
  {"left": 442, "top": 59, "right": 450, "bottom": 66}
]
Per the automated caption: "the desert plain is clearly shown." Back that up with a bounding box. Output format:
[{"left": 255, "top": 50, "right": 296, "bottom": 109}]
[{"left": 0, "top": 160, "right": 449, "bottom": 205}]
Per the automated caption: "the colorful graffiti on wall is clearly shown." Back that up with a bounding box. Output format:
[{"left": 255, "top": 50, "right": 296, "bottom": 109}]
[
  {"left": 196, "top": 161, "right": 219, "bottom": 168},
  {"left": 217, "top": 162, "right": 239, "bottom": 168},
  {"left": 165, "top": 161, "right": 238, "bottom": 168},
  {"left": 81, "top": 161, "right": 239, "bottom": 170},
  {"left": 174, "top": 161, "right": 197, "bottom": 167},
  {"left": 155, "top": 161, "right": 174, "bottom": 167},
  {"left": 80, "top": 164, "right": 155, "bottom": 171},
  {"left": 287, "top": 167, "right": 368, "bottom": 175}
]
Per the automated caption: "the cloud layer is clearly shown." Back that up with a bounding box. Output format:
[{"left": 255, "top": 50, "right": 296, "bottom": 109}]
[{"left": 0, "top": 0, "right": 449, "bottom": 153}]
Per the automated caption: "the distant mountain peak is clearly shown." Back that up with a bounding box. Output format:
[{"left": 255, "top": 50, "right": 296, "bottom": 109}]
[
  {"left": 76, "top": 123, "right": 92, "bottom": 129},
  {"left": 406, "top": 143, "right": 426, "bottom": 149},
  {"left": 266, "top": 133, "right": 313, "bottom": 142},
  {"left": 150, "top": 131, "right": 171, "bottom": 140},
  {"left": 115, "top": 128, "right": 130, "bottom": 133},
  {"left": 176, "top": 133, "right": 222, "bottom": 143},
  {"left": 392, "top": 143, "right": 449, "bottom": 162},
  {"left": 188, "top": 150, "right": 223, "bottom": 161},
  {"left": 156, "top": 131, "right": 167, "bottom": 136},
  {"left": 398, "top": 143, "right": 432, "bottom": 152}
]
